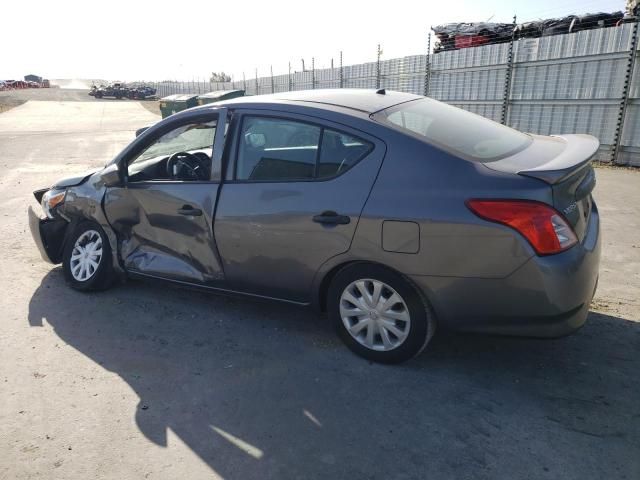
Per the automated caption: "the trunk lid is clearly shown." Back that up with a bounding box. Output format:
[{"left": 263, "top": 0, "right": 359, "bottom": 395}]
[{"left": 483, "top": 134, "right": 599, "bottom": 241}]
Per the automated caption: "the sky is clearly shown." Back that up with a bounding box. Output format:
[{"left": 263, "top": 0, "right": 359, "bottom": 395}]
[{"left": 1, "top": 0, "right": 626, "bottom": 82}]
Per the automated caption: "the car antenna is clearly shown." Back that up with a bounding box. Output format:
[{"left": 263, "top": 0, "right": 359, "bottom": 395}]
[{"left": 376, "top": 88, "right": 386, "bottom": 95}]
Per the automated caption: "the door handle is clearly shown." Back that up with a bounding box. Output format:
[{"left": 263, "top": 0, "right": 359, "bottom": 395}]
[
  {"left": 312, "top": 211, "right": 350, "bottom": 225},
  {"left": 178, "top": 205, "right": 203, "bottom": 216}
]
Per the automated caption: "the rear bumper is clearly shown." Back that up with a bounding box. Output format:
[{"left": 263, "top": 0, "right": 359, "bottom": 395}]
[
  {"left": 28, "top": 206, "right": 68, "bottom": 264},
  {"left": 410, "top": 203, "right": 601, "bottom": 337}
]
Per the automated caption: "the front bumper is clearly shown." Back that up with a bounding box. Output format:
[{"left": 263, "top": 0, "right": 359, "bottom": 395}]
[
  {"left": 28, "top": 206, "right": 68, "bottom": 264},
  {"left": 410, "top": 203, "right": 602, "bottom": 338}
]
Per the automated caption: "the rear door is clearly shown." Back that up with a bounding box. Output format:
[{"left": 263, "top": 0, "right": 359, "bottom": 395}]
[
  {"left": 104, "top": 109, "right": 227, "bottom": 283},
  {"left": 214, "top": 110, "right": 385, "bottom": 302}
]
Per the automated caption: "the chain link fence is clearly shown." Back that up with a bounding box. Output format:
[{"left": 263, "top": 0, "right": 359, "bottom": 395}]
[{"left": 146, "top": 20, "right": 640, "bottom": 166}]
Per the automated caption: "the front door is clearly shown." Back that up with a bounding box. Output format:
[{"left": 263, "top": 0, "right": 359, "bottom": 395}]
[
  {"left": 104, "top": 110, "right": 227, "bottom": 283},
  {"left": 214, "top": 111, "right": 385, "bottom": 302}
]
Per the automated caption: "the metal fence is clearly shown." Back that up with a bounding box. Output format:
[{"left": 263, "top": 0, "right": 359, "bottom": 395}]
[{"left": 150, "top": 21, "right": 640, "bottom": 166}]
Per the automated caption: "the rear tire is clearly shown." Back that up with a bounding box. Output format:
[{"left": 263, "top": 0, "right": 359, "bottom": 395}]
[
  {"left": 62, "top": 221, "right": 114, "bottom": 292},
  {"left": 328, "top": 263, "right": 436, "bottom": 364}
]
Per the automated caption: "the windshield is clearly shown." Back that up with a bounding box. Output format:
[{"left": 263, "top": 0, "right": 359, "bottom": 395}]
[{"left": 373, "top": 99, "right": 531, "bottom": 161}]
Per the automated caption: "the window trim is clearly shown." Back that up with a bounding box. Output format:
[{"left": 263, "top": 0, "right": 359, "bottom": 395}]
[{"left": 230, "top": 112, "right": 374, "bottom": 184}]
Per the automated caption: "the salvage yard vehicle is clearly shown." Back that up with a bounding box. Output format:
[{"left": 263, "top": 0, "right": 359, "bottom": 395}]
[
  {"left": 128, "top": 85, "right": 157, "bottom": 100},
  {"left": 92, "top": 83, "right": 128, "bottom": 99},
  {"left": 28, "top": 89, "right": 601, "bottom": 363}
]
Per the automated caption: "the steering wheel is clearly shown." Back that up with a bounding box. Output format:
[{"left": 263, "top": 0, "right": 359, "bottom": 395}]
[{"left": 166, "top": 152, "right": 208, "bottom": 180}]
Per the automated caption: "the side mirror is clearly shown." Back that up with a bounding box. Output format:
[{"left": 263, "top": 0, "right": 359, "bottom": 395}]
[
  {"left": 136, "top": 126, "right": 149, "bottom": 137},
  {"left": 100, "top": 163, "right": 121, "bottom": 187}
]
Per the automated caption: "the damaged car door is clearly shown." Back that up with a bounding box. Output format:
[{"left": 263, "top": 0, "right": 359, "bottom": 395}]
[{"left": 104, "top": 110, "right": 227, "bottom": 283}]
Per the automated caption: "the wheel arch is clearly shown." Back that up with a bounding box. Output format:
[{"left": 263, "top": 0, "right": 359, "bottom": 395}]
[
  {"left": 313, "top": 259, "right": 439, "bottom": 321},
  {"left": 60, "top": 179, "right": 125, "bottom": 277}
]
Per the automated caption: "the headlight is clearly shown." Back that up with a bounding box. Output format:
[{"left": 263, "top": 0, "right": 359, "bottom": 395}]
[{"left": 41, "top": 189, "right": 66, "bottom": 218}]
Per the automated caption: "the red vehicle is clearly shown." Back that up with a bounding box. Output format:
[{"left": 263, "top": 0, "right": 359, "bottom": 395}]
[{"left": 455, "top": 35, "right": 490, "bottom": 49}]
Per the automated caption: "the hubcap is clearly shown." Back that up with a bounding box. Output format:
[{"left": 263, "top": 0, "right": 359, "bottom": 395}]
[
  {"left": 70, "top": 230, "right": 103, "bottom": 282},
  {"left": 339, "top": 279, "right": 411, "bottom": 351}
]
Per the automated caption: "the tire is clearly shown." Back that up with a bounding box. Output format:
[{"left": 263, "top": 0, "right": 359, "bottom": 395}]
[
  {"left": 95, "top": 92, "right": 103, "bottom": 99},
  {"left": 328, "top": 263, "right": 436, "bottom": 364},
  {"left": 62, "top": 221, "right": 114, "bottom": 292}
]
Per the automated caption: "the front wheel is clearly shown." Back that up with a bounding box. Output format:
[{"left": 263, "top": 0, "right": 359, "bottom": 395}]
[
  {"left": 62, "top": 221, "right": 114, "bottom": 291},
  {"left": 328, "top": 263, "right": 436, "bottom": 364}
]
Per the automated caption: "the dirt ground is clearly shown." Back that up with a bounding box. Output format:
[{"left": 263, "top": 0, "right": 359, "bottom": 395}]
[{"left": 0, "top": 93, "right": 639, "bottom": 480}]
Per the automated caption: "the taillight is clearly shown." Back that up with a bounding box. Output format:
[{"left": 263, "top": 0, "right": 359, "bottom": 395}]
[{"left": 466, "top": 199, "right": 578, "bottom": 255}]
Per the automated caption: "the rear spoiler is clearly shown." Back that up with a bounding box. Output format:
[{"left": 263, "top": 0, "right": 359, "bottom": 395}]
[{"left": 517, "top": 134, "right": 600, "bottom": 185}]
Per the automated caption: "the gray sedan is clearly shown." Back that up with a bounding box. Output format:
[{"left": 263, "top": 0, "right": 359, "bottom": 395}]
[{"left": 28, "top": 89, "right": 601, "bottom": 363}]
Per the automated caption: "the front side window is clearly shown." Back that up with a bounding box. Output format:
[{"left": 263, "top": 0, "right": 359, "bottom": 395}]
[
  {"left": 236, "top": 116, "right": 372, "bottom": 182},
  {"left": 373, "top": 99, "right": 531, "bottom": 161},
  {"left": 128, "top": 120, "right": 217, "bottom": 181}
]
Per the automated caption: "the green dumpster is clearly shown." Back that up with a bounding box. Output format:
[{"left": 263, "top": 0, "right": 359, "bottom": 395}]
[
  {"left": 196, "top": 89, "right": 245, "bottom": 106},
  {"left": 159, "top": 94, "right": 199, "bottom": 118}
]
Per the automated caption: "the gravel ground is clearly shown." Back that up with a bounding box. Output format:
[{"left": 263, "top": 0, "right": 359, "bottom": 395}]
[
  {"left": 0, "top": 88, "right": 161, "bottom": 115},
  {"left": 0, "top": 95, "right": 638, "bottom": 480},
  {"left": 139, "top": 100, "right": 161, "bottom": 116}
]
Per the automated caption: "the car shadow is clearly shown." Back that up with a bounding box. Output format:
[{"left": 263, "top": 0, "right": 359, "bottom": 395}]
[{"left": 28, "top": 269, "right": 640, "bottom": 479}]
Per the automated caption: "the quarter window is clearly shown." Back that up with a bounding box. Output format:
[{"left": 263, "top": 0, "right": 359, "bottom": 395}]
[
  {"left": 318, "top": 130, "right": 372, "bottom": 179},
  {"left": 235, "top": 116, "right": 372, "bottom": 182}
]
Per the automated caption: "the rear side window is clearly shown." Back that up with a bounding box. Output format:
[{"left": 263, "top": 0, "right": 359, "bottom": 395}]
[
  {"left": 237, "top": 117, "right": 320, "bottom": 181},
  {"left": 236, "top": 116, "right": 372, "bottom": 181},
  {"left": 373, "top": 99, "right": 531, "bottom": 161}
]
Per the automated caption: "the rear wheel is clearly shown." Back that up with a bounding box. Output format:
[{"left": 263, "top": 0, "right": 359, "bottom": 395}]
[
  {"left": 328, "top": 263, "right": 436, "bottom": 364},
  {"left": 62, "top": 221, "right": 114, "bottom": 291}
]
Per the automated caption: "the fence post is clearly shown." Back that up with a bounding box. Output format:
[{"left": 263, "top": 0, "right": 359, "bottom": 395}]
[
  {"left": 288, "top": 62, "right": 292, "bottom": 91},
  {"left": 243, "top": 72, "right": 246, "bottom": 92},
  {"left": 312, "top": 57, "right": 316, "bottom": 89},
  {"left": 611, "top": 18, "right": 640, "bottom": 164},
  {"left": 339, "top": 51, "right": 344, "bottom": 88},
  {"left": 376, "top": 44, "right": 382, "bottom": 89},
  {"left": 255, "top": 69, "right": 259, "bottom": 95},
  {"left": 424, "top": 32, "right": 431, "bottom": 97},
  {"left": 270, "top": 65, "right": 275, "bottom": 93},
  {"left": 500, "top": 15, "right": 517, "bottom": 125}
]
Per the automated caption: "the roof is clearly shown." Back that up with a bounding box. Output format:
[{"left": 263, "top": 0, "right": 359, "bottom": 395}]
[{"left": 217, "top": 89, "right": 422, "bottom": 114}]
